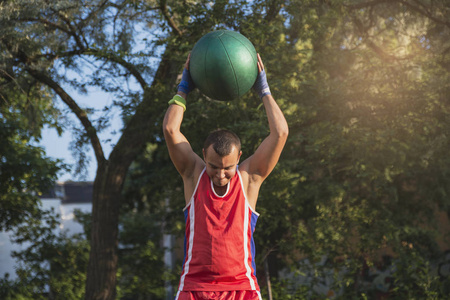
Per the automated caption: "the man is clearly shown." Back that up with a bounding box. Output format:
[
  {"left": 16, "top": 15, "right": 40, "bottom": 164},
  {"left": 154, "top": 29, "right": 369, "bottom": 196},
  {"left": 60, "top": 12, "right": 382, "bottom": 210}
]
[{"left": 163, "top": 53, "right": 288, "bottom": 300}]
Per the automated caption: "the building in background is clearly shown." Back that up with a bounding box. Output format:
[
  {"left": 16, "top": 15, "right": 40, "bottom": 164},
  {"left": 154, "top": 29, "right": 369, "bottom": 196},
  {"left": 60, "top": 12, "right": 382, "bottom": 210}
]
[
  {"left": 0, "top": 181, "right": 93, "bottom": 280},
  {"left": 0, "top": 181, "right": 177, "bottom": 299}
]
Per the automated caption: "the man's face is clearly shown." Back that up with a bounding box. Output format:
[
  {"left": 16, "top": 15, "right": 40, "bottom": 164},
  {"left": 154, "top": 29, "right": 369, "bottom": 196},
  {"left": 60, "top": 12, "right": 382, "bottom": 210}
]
[{"left": 203, "top": 145, "right": 242, "bottom": 187}]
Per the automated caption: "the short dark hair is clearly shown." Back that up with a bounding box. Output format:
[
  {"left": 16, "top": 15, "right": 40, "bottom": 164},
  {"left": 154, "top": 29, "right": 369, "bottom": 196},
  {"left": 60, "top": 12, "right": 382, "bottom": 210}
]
[{"left": 203, "top": 129, "right": 241, "bottom": 157}]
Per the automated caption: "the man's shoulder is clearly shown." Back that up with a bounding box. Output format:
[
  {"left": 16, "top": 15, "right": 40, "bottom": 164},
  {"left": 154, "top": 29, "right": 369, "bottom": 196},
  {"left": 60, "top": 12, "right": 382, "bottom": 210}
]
[
  {"left": 187, "top": 159, "right": 206, "bottom": 185},
  {"left": 238, "top": 157, "right": 263, "bottom": 185}
]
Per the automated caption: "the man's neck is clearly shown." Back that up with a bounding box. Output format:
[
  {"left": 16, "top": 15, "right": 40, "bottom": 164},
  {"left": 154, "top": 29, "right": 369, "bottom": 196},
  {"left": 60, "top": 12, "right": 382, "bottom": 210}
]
[{"left": 213, "top": 183, "right": 227, "bottom": 196}]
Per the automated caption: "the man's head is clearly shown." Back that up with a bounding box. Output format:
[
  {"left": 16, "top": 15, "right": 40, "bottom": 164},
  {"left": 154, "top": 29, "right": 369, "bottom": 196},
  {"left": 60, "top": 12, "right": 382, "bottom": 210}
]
[{"left": 202, "top": 129, "right": 242, "bottom": 187}]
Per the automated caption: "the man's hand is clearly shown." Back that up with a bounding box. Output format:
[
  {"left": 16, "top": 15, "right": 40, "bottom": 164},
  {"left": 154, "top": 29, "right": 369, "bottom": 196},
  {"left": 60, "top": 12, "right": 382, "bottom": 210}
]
[
  {"left": 253, "top": 54, "right": 271, "bottom": 99},
  {"left": 177, "top": 54, "right": 196, "bottom": 95}
]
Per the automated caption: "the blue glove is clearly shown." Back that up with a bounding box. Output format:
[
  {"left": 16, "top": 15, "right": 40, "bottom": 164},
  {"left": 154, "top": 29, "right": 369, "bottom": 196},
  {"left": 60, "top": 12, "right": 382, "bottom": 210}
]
[
  {"left": 253, "top": 69, "right": 271, "bottom": 99},
  {"left": 178, "top": 68, "right": 195, "bottom": 94}
]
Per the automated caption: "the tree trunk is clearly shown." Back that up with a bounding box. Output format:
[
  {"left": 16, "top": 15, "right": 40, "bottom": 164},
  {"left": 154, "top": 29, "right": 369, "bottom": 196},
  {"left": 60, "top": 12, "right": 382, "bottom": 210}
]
[
  {"left": 84, "top": 43, "right": 182, "bottom": 300},
  {"left": 264, "top": 257, "right": 273, "bottom": 300},
  {"left": 85, "top": 161, "right": 123, "bottom": 300}
]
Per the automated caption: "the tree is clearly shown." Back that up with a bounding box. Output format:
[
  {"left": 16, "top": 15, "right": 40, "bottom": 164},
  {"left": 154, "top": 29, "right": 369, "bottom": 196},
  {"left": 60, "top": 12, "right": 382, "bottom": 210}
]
[
  {"left": 258, "top": 0, "right": 450, "bottom": 297},
  {"left": 1, "top": 1, "right": 187, "bottom": 298},
  {"left": 1, "top": 0, "right": 286, "bottom": 298},
  {"left": 0, "top": 67, "right": 61, "bottom": 231},
  {"left": 1, "top": 0, "right": 449, "bottom": 299},
  {"left": 1, "top": 205, "right": 169, "bottom": 300},
  {"left": 3, "top": 209, "right": 90, "bottom": 300},
  {"left": 125, "top": 0, "right": 450, "bottom": 297}
]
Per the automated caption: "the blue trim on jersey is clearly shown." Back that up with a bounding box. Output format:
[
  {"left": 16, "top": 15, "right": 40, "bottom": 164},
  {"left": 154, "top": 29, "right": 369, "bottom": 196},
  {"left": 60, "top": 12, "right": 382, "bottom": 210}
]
[
  {"left": 182, "top": 208, "right": 189, "bottom": 270},
  {"left": 250, "top": 211, "right": 259, "bottom": 279}
]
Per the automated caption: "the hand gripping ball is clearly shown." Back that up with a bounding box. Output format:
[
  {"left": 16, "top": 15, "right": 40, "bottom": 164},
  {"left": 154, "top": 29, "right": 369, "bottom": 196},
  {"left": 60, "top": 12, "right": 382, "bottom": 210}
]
[{"left": 189, "top": 30, "right": 258, "bottom": 101}]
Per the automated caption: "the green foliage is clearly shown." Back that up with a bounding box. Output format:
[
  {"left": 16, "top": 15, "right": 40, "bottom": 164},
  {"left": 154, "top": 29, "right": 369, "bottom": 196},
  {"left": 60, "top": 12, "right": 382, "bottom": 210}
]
[
  {"left": 123, "top": 0, "right": 450, "bottom": 298},
  {"left": 0, "top": 86, "right": 62, "bottom": 230},
  {"left": 2, "top": 0, "right": 450, "bottom": 298},
  {"left": 2, "top": 209, "right": 89, "bottom": 300},
  {"left": 116, "top": 210, "right": 170, "bottom": 300},
  {"left": 389, "top": 248, "right": 441, "bottom": 299},
  {"left": 0, "top": 1, "right": 65, "bottom": 229},
  {"left": 0, "top": 122, "right": 59, "bottom": 230},
  {"left": 0, "top": 207, "right": 171, "bottom": 300},
  {"left": 261, "top": 279, "right": 311, "bottom": 299},
  {"left": 0, "top": 275, "right": 34, "bottom": 300}
]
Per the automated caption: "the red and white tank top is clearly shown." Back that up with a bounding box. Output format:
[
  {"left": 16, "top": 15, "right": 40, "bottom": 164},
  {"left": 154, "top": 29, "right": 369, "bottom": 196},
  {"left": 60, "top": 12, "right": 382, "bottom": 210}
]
[{"left": 177, "top": 167, "right": 260, "bottom": 292}]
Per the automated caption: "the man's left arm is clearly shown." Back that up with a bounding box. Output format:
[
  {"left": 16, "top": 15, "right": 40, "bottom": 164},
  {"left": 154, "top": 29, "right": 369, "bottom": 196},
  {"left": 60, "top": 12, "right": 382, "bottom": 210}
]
[{"left": 242, "top": 54, "right": 289, "bottom": 183}]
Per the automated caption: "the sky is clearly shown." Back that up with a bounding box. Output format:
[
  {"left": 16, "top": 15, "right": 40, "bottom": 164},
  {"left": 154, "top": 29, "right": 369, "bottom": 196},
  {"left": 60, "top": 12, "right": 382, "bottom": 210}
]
[
  {"left": 37, "top": 26, "right": 162, "bottom": 182},
  {"left": 39, "top": 88, "right": 123, "bottom": 182}
]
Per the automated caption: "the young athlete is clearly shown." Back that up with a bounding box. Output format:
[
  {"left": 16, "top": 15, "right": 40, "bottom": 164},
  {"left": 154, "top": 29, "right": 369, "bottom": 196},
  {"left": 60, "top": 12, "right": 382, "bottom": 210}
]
[{"left": 163, "top": 53, "right": 288, "bottom": 300}]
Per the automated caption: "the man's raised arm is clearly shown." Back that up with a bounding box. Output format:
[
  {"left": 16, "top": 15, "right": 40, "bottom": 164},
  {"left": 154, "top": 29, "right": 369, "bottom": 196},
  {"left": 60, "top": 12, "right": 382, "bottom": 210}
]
[
  {"left": 243, "top": 54, "right": 289, "bottom": 182},
  {"left": 162, "top": 55, "right": 201, "bottom": 179}
]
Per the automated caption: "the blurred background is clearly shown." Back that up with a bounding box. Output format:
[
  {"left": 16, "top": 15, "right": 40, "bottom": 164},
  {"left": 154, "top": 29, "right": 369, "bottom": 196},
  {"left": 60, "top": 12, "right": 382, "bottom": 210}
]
[{"left": 1, "top": 0, "right": 449, "bottom": 299}]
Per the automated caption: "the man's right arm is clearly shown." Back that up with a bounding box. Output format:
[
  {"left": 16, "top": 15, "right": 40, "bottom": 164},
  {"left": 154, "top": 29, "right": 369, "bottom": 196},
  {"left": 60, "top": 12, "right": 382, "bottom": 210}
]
[
  {"left": 163, "top": 55, "right": 204, "bottom": 192},
  {"left": 162, "top": 91, "right": 200, "bottom": 178}
]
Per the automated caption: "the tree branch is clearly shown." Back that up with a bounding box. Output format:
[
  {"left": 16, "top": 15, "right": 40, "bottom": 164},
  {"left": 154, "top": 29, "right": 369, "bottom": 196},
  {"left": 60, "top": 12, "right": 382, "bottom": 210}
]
[
  {"left": 264, "top": 0, "right": 286, "bottom": 22},
  {"left": 398, "top": 0, "right": 450, "bottom": 28},
  {"left": 79, "top": 0, "right": 109, "bottom": 30},
  {"left": 345, "top": 0, "right": 450, "bottom": 27},
  {"left": 159, "top": 0, "right": 183, "bottom": 37},
  {"left": 28, "top": 48, "right": 148, "bottom": 91},
  {"left": 26, "top": 67, "right": 106, "bottom": 165},
  {"left": 344, "top": 0, "right": 392, "bottom": 10},
  {"left": 18, "top": 17, "right": 86, "bottom": 50},
  {"left": 352, "top": 17, "right": 396, "bottom": 62},
  {"left": 18, "top": 18, "right": 71, "bottom": 35},
  {"left": 85, "top": 48, "right": 149, "bottom": 90},
  {"left": 56, "top": 11, "right": 87, "bottom": 48},
  {"left": 108, "top": 44, "right": 180, "bottom": 172}
]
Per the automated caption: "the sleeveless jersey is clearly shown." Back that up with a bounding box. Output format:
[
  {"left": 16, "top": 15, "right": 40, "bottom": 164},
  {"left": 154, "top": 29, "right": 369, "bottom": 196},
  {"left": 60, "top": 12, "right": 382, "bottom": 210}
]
[{"left": 177, "top": 167, "right": 260, "bottom": 292}]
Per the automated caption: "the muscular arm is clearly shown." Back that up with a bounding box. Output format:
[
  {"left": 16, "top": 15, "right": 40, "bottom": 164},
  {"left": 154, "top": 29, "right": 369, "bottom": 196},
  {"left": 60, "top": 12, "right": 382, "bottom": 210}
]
[
  {"left": 163, "top": 57, "right": 204, "bottom": 201},
  {"left": 240, "top": 55, "right": 289, "bottom": 207},
  {"left": 163, "top": 91, "right": 199, "bottom": 177},
  {"left": 249, "top": 93, "right": 289, "bottom": 179}
]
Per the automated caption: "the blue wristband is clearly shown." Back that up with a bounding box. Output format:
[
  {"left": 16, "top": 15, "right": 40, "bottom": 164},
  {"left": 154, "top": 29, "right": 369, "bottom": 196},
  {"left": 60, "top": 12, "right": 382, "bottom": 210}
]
[
  {"left": 178, "top": 68, "right": 195, "bottom": 94},
  {"left": 253, "top": 69, "right": 271, "bottom": 98}
]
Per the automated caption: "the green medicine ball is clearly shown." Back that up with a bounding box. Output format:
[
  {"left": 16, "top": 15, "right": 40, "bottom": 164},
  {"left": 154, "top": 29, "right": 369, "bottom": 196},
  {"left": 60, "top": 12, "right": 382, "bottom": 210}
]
[{"left": 190, "top": 30, "right": 258, "bottom": 101}]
